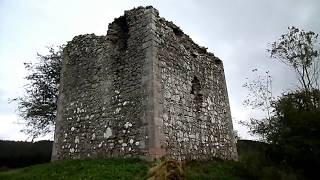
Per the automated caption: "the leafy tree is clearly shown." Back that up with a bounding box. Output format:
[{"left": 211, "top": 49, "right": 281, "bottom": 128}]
[
  {"left": 268, "top": 26, "right": 320, "bottom": 91},
  {"left": 268, "top": 90, "right": 320, "bottom": 178},
  {"left": 12, "top": 46, "right": 62, "bottom": 140},
  {"left": 243, "top": 27, "right": 320, "bottom": 178},
  {"left": 243, "top": 27, "right": 320, "bottom": 141}
]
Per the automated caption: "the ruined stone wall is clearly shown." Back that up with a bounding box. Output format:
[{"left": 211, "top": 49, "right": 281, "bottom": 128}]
[
  {"left": 52, "top": 6, "right": 237, "bottom": 161},
  {"left": 154, "top": 19, "right": 237, "bottom": 160},
  {"left": 52, "top": 7, "right": 159, "bottom": 160}
]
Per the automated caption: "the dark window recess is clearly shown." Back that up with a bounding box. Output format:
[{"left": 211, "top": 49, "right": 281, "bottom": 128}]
[
  {"left": 191, "top": 76, "right": 203, "bottom": 114},
  {"left": 191, "top": 76, "right": 201, "bottom": 95}
]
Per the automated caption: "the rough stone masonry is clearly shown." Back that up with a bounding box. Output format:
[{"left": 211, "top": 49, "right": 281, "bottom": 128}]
[{"left": 52, "top": 6, "right": 238, "bottom": 161}]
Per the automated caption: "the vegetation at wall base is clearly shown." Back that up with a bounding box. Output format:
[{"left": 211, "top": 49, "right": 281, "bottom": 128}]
[
  {"left": 0, "top": 140, "right": 308, "bottom": 180},
  {"left": 0, "top": 159, "right": 148, "bottom": 180},
  {"left": 0, "top": 159, "right": 246, "bottom": 180}
]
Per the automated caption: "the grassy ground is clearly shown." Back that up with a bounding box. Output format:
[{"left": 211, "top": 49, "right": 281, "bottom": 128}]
[
  {"left": 0, "top": 159, "right": 148, "bottom": 180},
  {"left": 186, "top": 160, "right": 245, "bottom": 180},
  {"left": 0, "top": 140, "right": 303, "bottom": 179},
  {"left": 0, "top": 158, "right": 248, "bottom": 180}
]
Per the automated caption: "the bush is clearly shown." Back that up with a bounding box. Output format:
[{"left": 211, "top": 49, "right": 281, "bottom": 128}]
[{"left": 0, "top": 140, "right": 52, "bottom": 169}]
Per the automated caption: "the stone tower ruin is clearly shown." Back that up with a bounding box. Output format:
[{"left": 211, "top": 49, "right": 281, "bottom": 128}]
[{"left": 52, "top": 6, "right": 237, "bottom": 161}]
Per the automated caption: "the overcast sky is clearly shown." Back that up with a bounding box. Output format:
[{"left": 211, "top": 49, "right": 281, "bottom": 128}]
[{"left": 1, "top": 0, "right": 319, "bottom": 141}]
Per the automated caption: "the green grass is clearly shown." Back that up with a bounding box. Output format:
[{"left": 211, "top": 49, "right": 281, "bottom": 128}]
[
  {"left": 0, "top": 159, "right": 148, "bottom": 180},
  {"left": 0, "top": 140, "right": 304, "bottom": 179},
  {"left": 0, "top": 158, "right": 250, "bottom": 180},
  {"left": 186, "top": 160, "right": 246, "bottom": 180}
]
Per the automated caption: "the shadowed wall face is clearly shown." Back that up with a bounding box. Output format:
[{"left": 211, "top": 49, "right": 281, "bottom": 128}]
[
  {"left": 155, "top": 19, "right": 237, "bottom": 160},
  {"left": 52, "top": 6, "right": 237, "bottom": 161}
]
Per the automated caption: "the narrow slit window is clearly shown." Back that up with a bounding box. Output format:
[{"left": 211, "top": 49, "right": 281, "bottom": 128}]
[
  {"left": 191, "top": 76, "right": 201, "bottom": 95},
  {"left": 191, "top": 76, "right": 203, "bottom": 107}
]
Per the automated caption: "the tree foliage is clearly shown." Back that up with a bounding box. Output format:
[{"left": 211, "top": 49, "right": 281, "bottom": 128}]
[
  {"left": 268, "top": 26, "right": 320, "bottom": 91},
  {"left": 253, "top": 90, "right": 320, "bottom": 142},
  {"left": 0, "top": 140, "right": 52, "bottom": 168},
  {"left": 243, "top": 27, "right": 320, "bottom": 178},
  {"left": 268, "top": 90, "right": 320, "bottom": 178},
  {"left": 243, "top": 27, "right": 320, "bottom": 141},
  {"left": 12, "top": 47, "right": 62, "bottom": 139}
]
